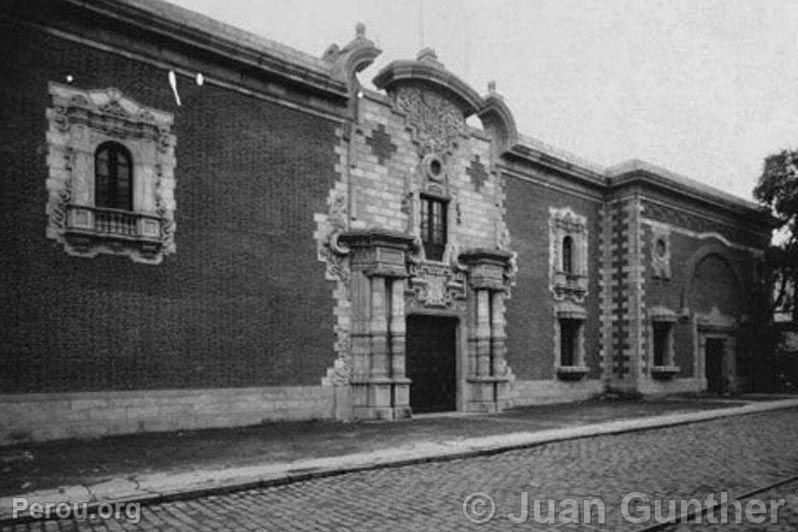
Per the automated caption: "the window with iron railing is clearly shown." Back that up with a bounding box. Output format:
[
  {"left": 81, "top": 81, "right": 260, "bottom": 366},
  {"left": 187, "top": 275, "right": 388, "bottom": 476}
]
[
  {"left": 420, "top": 195, "right": 447, "bottom": 261},
  {"left": 46, "top": 83, "right": 176, "bottom": 264}
]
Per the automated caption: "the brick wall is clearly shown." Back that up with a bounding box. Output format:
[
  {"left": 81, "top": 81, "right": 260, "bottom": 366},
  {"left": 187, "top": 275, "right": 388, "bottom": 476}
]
[
  {"left": 0, "top": 23, "right": 337, "bottom": 393},
  {"left": 504, "top": 176, "right": 602, "bottom": 380},
  {"left": 642, "top": 212, "right": 756, "bottom": 379}
]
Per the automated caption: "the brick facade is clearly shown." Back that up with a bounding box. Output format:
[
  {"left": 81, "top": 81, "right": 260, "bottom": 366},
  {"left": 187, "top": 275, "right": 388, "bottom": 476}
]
[
  {"left": 0, "top": 0, "right": 776, "bottom": 442},
  {"left": 0, "top": 21, "right": 338, "bottom": 393}
]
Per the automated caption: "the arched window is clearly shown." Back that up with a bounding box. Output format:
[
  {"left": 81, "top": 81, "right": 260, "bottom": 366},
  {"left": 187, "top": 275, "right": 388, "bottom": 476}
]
[
  {"left": 562, "top": 235, "right": 573, "bottom": 275},
  {"left": 95, "top": 142, "right": 133, "bottom": 211}
]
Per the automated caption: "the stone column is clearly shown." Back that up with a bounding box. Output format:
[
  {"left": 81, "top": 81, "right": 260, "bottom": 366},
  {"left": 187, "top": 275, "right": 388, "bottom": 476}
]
[
  {"left": 490, "top": 291, "right": 507, "bottom": 375},
  {"left": 349, "top": 269, "right": 373, "bottom": 418},
  {"left": 459, "top": 248, "right": 514, "bottom": 413},
  {"left": 370, "top": 276, "right": 389, "bottom": 378},
  {"left": 389, "top": 278, "right": 411, "bottom": 417},
  {"left": 475, "top": 289, "right": 492, "bottom": 377},
  {"left": 340, "top": 229, "right": 414, "bottom": 420}
]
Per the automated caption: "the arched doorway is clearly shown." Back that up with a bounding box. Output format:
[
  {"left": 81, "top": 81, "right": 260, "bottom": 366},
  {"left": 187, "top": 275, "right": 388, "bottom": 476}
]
[{"left": 687, "top": 245, "right": 743, "bottom": 394}]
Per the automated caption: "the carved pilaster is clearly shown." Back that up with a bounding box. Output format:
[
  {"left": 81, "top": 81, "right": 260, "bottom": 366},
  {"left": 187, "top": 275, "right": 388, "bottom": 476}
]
[
  {"left": 340, "top": 228, "right": 414, "bottom": 420},
  {"left": 475, "top": 289, "right": 492, "bottom": 378},
  {"left": 459, "top": 248, "right": 515, "bottom": 412}
]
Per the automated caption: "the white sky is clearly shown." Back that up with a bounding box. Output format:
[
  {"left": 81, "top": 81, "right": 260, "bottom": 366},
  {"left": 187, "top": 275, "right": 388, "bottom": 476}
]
[{"left": 171, "top": 0, "right": 798, "bottom": 201}]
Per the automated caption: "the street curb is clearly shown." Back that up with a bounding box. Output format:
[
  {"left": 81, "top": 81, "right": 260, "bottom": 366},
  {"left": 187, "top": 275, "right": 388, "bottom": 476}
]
[{"left": 3, "top": 397, "right": 798, "bottom": 526}]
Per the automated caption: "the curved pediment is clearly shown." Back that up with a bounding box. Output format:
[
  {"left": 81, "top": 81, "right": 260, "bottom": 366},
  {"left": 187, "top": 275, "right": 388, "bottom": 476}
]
[
  {"left": 373, "top": 48, "right": 484, "bottom": 117},
  {"left": 373, "top": 49, "right": 518, "bottom": 154}
]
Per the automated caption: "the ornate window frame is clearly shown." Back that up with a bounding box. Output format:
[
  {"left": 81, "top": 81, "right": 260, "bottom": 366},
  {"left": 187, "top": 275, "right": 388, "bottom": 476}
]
[
  {"left": 549, "top": 207, "right": 588, "bottom": 302},
  {"left": 46, "top": 83, "right": 176, "bottom": 264},
  {"left": 650, "top": 224, "right": 672, "bottom": 279},
  {"left": 553, "top": 301, "right": 589, "bottom": 379},
  {"left": 648, "top": 306, "right": 680, "bottom": 379}
]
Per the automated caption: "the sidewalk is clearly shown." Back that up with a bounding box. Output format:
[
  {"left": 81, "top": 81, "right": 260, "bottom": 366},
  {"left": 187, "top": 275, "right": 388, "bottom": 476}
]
[{"left": 2, "top": 394, "right": 798, "bottom": 523}]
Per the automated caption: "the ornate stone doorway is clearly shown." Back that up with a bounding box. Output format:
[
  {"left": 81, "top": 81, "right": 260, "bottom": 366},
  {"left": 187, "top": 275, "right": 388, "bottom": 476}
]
[
  {"left": 695, "top": 308, "right": 738, "bottom": 394},
  {"left": 705, "top": 337, "right": 726, "bottom": 393},
  {"left": 405, "top": 315, "right": 457, "bottom": 413}
]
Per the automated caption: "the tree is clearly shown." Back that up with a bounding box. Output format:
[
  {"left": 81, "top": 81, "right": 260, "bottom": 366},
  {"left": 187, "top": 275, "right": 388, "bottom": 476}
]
[{"left": 753, "top": 149, "right": 798, "bottom": 323}]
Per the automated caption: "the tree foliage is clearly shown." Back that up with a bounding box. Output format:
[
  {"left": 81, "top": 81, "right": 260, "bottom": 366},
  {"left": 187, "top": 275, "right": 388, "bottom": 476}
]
[{"left": 753, "top": 149, "right": 798, "bottom": 321}]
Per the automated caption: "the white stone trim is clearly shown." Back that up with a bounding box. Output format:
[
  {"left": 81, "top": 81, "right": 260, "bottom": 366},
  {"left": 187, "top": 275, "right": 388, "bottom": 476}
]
[
  {"left": 548, "top": 206, "right": 589, "bottom": 302},
  {"left": 0, "top": 386, "right": 335, "bottom": 445},
  {"left": 45, "top": 83, "right": 176, "bottom": 264},
  {"left": 650, "top": 224, "right": 672, "bottom": 279},
  {"left": 552, "top": 302, "right": 589, "bottom": 378},
  {"left": 509, "top": 379, "right": 603, "bottom": 406}
]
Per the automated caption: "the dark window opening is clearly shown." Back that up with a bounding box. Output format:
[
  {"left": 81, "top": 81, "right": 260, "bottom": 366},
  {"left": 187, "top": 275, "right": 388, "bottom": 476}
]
[
  {"left": 655, "top": 238, "right": 667, "bottom": 257},
  {"left": 429, "top": 158, "right": 442, "bottom": 177},
  {"left": 560, "top": 319, "right": 579, "bottom": 367},
  {"left": 95, "top": 142, "right": 133, "bottom": 211},
  {"left": 421, "top": 195, "right": 447, "bottom": 261},
  {"left": 653, "top": 322, "right": 670, "bottom": 366},
  {"left": 562, "top": 235, "right": 574, "bottom": 275}
]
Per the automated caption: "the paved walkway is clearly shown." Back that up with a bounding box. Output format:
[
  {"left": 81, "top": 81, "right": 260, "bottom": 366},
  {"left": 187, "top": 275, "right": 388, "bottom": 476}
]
[
  {"left": 4, "top": 404, "right": 798, "bottom": 531},
  {"left": 2, "top": 396, "right": 798, "bottom": 524},
  {"left": 1, "top": 396, "right": 749, "bottom": 499}
]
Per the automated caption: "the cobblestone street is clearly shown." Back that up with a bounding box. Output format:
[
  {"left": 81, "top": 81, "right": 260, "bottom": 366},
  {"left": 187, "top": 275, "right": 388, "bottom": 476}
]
[{"left": 6, "top": 407, "right": 798, "bottom": 531}]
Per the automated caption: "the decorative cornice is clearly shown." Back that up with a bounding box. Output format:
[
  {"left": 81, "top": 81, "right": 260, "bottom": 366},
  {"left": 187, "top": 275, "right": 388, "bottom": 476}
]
[
  {"left": 477, "top": 82, "right": 518, "bottom": 153},
  {"left": 458, "top": 247, "right": 513, "bottom": 265},
  {"left": 339, "top": 228, "right": 416, "bottom": 250},
  {"left": 34, "top": 0, "right": 349, "bottom": 100},
  {"left": 649, "top": 306, "right": 678, "bottom": 322},
  {"left": 322, "top": 23, "right": 381, "bottom": 86},
  {"left": 607, "top": 160, "right": 775, "bottom": 228}
]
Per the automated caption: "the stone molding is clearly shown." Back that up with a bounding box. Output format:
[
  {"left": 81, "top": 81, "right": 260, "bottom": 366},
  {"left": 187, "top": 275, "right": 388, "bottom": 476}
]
[
  {"left": 646, "top": 306, "right": 680, "bottom": 379},
  {"left": 649, "top": 224, "right": 672, "bottom": 279},
  {"left": 322, "top": 23, "right": 382, "bottom": 88},
  {"left": 548, "top": 206, "right": 589, "bottom": 302},
  {"left": 373, "top": 49, "right": 484, "bottom": 117},
  {"left": 45, "top": 82, "right": 176, "bottom": 264},
  {"left": 553, "top": 300, "right": 588, "bottom": 380},
  {"left": 695, "top": 306, "right": 738, "bottom": 331}
]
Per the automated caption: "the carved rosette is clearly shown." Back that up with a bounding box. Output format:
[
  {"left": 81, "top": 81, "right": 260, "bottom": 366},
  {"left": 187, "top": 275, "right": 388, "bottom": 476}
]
[
  {"left": 394, "top": 86, "right": 467, "bottom": 155},
  {"left": 45, "top": 83, "right": 176, "bottom": 264}
]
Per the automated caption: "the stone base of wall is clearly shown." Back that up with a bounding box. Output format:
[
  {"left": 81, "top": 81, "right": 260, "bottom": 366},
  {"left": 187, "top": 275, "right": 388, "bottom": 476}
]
[
  {"left": 0, "top": 386, "right": 334, "bottom": 446},
  {"left": 509, "top": 379, "right": 604, "bottom": 406},
  {"left": 637, "top": 378, "right": 705, "bottom": 395}
]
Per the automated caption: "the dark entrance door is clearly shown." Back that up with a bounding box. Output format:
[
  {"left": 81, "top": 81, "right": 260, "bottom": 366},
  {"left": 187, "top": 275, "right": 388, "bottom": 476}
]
[
  {"left": 705, "top": 338, "right": 726, "bottom": 394},
  {"left": 405, "top": 315, "right": 457, "bottom": 413}
]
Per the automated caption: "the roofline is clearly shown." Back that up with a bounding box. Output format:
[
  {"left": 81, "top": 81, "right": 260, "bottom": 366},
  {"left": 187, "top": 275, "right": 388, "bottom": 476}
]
[
  {"left": 60, "top": 0, "right": 349, "bottom": 99},
  {"left": 25, "top": 0, "right": 775, "bottom": 228},
  {"left": 607, "top": 161, "right": 776, "bottom": 227}
]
